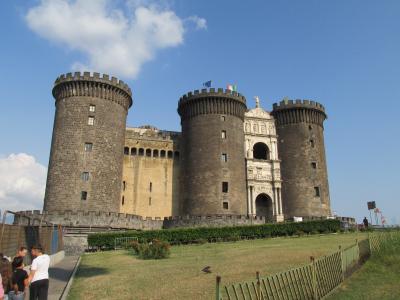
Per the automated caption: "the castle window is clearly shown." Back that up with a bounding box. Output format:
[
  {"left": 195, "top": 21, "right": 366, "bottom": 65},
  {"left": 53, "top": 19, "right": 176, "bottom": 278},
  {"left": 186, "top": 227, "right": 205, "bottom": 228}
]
[
  {"left": 149, "top": 197, "right": 152, "bottom": 206},
  {"left": 221, "top": 153, "right": 228, "bottom": 162},
  {"left": 221, "top": 115, "right": 226, "bottom": 121},
  {"left": 88, "top": 116, "right": 95, "bottom": 126},
  {"left": 222, "top": 182, "right": 229, "bottom": 193},
  {"left": 84, "top": 143, "right": 93, "bottom": 152},
  {"left": 124, "top": 147, "right": 129, "bottom": 155},
  {"left": 89, "top": 105, "right": 96, "bottom": 112},
  {"left": 221, "top": 130, "right": 227, "bottom": 139},
  {"left": 123, "top": 181, "right": 126, "bottom": 191},
  {"left": 314, "top": 187, "right": 320, "bottom": 197},
  {"left": 121, "top": 196, "right": 125, "bottom": 205},
  {"left": 309, "top": 125, "right": 312, "bottom": 131},
  {"left": 311, "top": 162, "right": 317, "bottom": 169},
  {"left": 81, "top": 172, "right": 89, "bottom": 181},
  {"left": 223, "top": 202, "right": 229, "bottom": 209},
  {"left": 146, "top": 149, "right": 152, "bottom": 157},
  {"left": 310, "top": 139, "right": 315, "bottom": 148},
  {"left": 160, "top": 150, "right": 166, "bottom": 158},
  {"left": 174, "top": 151, "right": 179, "bottom": 159},
  {"left": 149, "top": 182, "right": 152, "bottom": 192},
  {"left": 81, "top": 191, "right": 87, "bottom": 201},
  {"left": 138, "top": 148, "right": 144, "bottom": 156},
  {"left": 153, "top": 149, "right": 159, "bottom": 157},
  {"left": 167, "top": 151, "right": 173, "bottom": 158},
  {"left": 131, "top": 148, "right": 137, "bottom": 155},
  {"left": 253, "top": 142, "right": 269, "bottom": 160}
]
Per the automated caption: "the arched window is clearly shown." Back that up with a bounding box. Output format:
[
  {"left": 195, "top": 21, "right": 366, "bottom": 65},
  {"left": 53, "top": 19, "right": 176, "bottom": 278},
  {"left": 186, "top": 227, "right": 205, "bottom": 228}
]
[
  {"left": 131, "top": 148, "right": 137, "bottom": 156},
  {"left": 253, "top": 142, "right": 269, "bottom": 160},
  {"left": 167, "top": 151, "right": 173, "bottom": 158},
  {"left": 138, "top": 148, "right": 144, "bottom": 156},
  {"left": 124, "top": 147, "right": 129, "bottom": 155},
  {"left": 146, "top": 149, "right": 152, "bottom": 157},
  {"left": 153, "top": 149, "right": 159, "bottom": 157},
  {"left": 160, "top": 150, "right": 166, "bottom": 158}
]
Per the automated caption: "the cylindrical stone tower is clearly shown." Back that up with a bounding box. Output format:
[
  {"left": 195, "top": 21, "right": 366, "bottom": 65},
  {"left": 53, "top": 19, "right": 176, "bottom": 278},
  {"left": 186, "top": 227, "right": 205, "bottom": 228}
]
[
  {"left": 178, "top": 88, "right": 247, "bottom": 215},
  {"left": 43, "top": 72, "right": 132, "bottom": 213},
  {"left": 271, "top": 99, "right": 331, "bottom": 218}
]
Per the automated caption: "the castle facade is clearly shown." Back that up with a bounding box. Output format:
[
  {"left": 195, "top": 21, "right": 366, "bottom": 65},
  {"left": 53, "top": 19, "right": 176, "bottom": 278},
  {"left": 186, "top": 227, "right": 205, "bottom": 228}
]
[{"left": 43, "top": 72, "right": 331, "bottom": 223}]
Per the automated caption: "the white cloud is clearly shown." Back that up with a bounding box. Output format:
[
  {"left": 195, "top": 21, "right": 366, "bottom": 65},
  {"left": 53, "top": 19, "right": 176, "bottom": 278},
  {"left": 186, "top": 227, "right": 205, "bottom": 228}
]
[
  {"left": 25, "top": 0, "right": 206, "bottom": 79},
  {"left": 0, "top": 153, "right": 47, "bottom": 213},
  {"left": 186, "top": 16, "right": 207, "bottom": 30}
]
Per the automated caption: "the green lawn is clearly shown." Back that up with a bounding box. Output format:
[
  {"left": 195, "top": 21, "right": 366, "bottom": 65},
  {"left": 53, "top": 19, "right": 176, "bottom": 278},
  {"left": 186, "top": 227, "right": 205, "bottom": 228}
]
[
  {"left": 328, "top": 244, "right": 400, "bottom": 300},
  {"left": 68, "top": 232, "right": 365, "bottom": 300}
]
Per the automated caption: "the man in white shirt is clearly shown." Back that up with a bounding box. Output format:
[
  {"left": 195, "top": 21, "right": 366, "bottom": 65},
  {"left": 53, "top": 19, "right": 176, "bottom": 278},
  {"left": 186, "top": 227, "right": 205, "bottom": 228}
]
[{"left": 28, "top": 245, "right": 50, "bottom": 300}]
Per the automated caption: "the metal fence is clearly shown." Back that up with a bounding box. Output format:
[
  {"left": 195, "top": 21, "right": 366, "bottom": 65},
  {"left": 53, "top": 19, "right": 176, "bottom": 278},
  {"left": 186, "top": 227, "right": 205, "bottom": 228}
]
[
  {"left": 114, "top": 236, "right": 138, "bottom": 250},
  {"left": 216, "top": 231, "right": 400, "bottom": 300}
]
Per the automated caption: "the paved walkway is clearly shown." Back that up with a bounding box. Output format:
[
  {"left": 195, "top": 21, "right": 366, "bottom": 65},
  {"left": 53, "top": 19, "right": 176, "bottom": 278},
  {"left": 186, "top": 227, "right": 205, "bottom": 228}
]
[
  {"left": 25, "top": 256, "right": 80, "bottom": 300},
  {"left": 48, "top": 256, "right": 80, "bottom": 300}
]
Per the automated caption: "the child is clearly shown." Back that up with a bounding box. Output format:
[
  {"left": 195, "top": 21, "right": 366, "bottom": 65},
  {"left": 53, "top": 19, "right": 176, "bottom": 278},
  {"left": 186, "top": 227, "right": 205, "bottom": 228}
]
[{"left": 9, "top": 257, "right": 28, "bottom": 300}]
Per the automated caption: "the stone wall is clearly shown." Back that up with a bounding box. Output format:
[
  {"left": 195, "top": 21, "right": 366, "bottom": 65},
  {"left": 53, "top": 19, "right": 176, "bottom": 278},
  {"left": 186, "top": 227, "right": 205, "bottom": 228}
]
[
  {"left": 121, "top": 126, "right": 181, "bottom": 218},
  {"left": 272, "top": 100, "right": 331, "bottom": 218},
  {"left": 178, "top": 88, "right": 248, "bottom": 215},
  {"left": 44, "top": 72, "right": 132, "bottom": 213}
]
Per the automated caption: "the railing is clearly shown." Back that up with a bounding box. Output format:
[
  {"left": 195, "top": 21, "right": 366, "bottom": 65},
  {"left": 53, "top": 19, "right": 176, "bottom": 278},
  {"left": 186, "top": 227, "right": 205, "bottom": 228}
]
[
  {"left": 114, "top": 236, "right": 138, "bottom": 250},
  {"left": 216, "top": 231, "right": 400, "bottom": 300}
]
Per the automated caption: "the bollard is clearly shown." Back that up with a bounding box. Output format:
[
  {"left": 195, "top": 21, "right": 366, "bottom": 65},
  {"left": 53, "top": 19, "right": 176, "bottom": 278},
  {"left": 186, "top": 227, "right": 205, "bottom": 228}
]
[{"left": 256, "top": 271, "right": 261, "bottom": 300}]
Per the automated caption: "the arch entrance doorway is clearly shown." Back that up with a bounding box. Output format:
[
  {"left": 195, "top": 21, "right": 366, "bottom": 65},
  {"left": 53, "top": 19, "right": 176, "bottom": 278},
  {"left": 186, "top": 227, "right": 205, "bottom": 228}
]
[{"left": 255, "top": 193, "right": 273, "bottom": 220}]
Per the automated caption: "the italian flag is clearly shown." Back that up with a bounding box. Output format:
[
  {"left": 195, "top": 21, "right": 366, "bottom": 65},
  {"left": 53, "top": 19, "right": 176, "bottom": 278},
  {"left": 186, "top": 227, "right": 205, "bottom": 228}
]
[{"left": 227, "top": 84, "right": 237, "bottom": 92}]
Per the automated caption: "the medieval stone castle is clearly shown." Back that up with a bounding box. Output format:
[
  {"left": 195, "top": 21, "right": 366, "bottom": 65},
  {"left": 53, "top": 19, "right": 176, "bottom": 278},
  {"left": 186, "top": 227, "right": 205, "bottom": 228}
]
[{"left": 38, "top": 71, "right": 331, "bottom": 228}]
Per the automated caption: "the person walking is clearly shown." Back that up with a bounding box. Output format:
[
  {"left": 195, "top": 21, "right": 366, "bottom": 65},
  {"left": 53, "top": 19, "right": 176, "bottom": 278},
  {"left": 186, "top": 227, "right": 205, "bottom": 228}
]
[
  {"left": 363, "top": 217, "right": 369, "bottom": 228},
  {"left": 9, "top": 257, "right": 28, "bottom": 300},
  {"left": 28, "top": 246, "right": 49, "bottom": 300}
]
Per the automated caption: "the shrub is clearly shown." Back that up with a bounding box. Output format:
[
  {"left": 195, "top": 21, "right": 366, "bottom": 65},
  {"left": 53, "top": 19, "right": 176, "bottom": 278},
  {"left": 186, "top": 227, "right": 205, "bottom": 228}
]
[
  {"left": 88, "top": 219, "right": 341, "bottom": 250},
  {"left": 130, "top": 239, "right": 171, "bottom": 259}
]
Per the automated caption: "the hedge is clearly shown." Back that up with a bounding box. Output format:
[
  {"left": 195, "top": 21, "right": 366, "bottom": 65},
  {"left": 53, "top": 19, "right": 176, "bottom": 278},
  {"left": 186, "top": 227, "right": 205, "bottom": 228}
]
[{"left": 88, "top": 219, "right": 340, "bottom": 249}]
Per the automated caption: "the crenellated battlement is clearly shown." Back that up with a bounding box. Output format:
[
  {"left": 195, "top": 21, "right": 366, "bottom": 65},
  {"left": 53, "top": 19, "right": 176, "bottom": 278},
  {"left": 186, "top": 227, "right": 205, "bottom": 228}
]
[
  {"left": 125, "top": 126, "right": 181, "bottom": 141},
  {"left": 178, "top": 88, "right": 247, "bottom": 120},
  {"left": 52, "top": 71, "right": 133, "bottom": 110},
  {"left": 272, "top": 99, "right": 325, "bottom": 112},
  {"left": 179, "top": 88, "right": 246, "bottom": 105},
  {"left": 271, "top": 99, "right": 327, "bottom": 126},
  {"left": 55, "top": 71, "right": 131, "bottom": 95}
]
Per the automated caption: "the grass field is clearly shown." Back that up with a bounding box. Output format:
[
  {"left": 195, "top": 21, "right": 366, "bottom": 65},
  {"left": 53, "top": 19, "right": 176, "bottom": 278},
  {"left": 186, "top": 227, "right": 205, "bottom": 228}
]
[
  {"left": 68, "top": 232, "right": 366, "bottom": 300},
  {"left": 328, "top": 237, "right": 400, "bottom": 300}
]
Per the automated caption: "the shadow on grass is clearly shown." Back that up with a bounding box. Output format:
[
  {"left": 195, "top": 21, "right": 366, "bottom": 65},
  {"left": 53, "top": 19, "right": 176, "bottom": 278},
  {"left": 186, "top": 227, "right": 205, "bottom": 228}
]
[{"left": 74, "top": 265, "right": 110, "bottom": 278}]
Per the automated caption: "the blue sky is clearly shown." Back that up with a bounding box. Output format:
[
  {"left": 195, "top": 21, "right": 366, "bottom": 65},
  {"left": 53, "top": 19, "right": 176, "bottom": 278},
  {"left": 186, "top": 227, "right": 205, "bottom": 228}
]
[{"left": 0, "top": 0, "right": 399, "bottom": 224}]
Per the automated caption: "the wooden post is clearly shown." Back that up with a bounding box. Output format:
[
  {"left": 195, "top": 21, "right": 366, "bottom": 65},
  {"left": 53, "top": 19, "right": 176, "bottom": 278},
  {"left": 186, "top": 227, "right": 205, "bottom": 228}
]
[
  {"left": 216, "top": 276, "right": 221, "bottom": 300},
  {"left": 310, "top": 256, "right": 318, "bottom": 300},
  {"left": 256, "top": 271, "right": 261, "bottom": 300},
  {"left": 339, "top": 245, "right": 344, "bottom": 281},
  {"left": 355, "top": 239, "right": 359, "bottom": 263}
]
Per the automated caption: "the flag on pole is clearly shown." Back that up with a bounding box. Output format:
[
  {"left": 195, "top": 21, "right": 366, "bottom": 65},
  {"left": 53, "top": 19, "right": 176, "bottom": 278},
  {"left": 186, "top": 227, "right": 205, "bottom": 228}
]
[
  {"left": 203, "top": 80, "right": 212, "bottom": 88},
  {"left": 227, "top": 84, "right": 237, "bottom": 92}
]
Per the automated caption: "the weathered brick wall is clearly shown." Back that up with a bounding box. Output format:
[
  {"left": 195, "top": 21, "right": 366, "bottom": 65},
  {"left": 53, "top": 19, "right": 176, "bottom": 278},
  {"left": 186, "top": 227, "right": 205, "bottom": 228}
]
[{"left": 44, "top": 72, "right": 132, "bottom": 213}]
